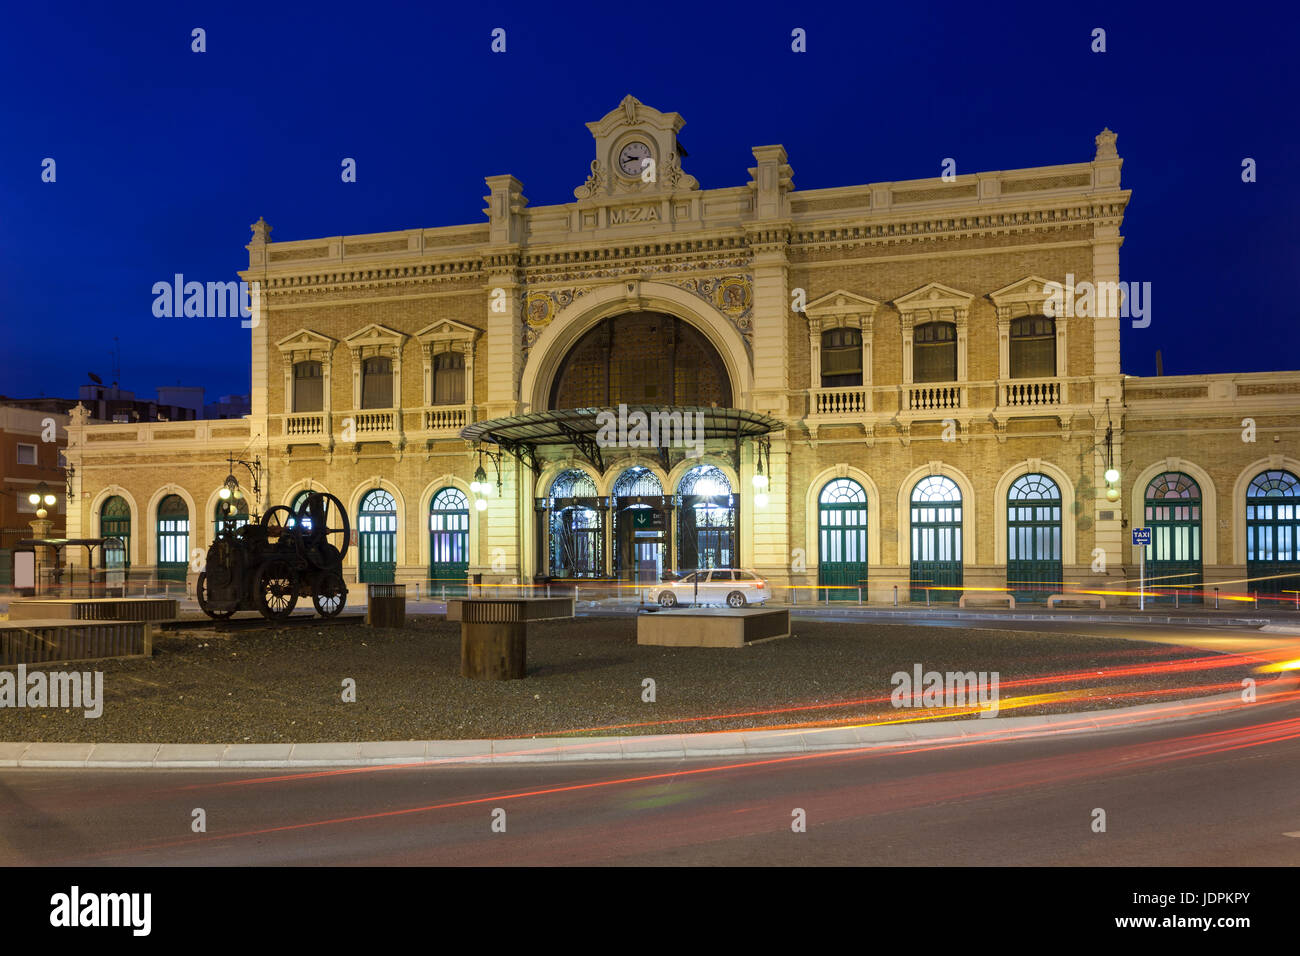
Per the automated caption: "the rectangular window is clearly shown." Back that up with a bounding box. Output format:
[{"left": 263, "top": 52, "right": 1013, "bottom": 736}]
[
  {"left": 16, "top": 443, "right": 37, "bottom": 465},
  {"left": 432, "top": 351, "right": 466, "bottom": 405},
  {"left": 362, "top": 357, "right": 394, "bottom": 409},
  {"left": 293, "top": 361, "right": 324, "bottom": 412}
]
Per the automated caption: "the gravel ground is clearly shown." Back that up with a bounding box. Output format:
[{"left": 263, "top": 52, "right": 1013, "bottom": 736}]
[{"left": 0, "top": 616, "right": 1257, "bottom": 743}]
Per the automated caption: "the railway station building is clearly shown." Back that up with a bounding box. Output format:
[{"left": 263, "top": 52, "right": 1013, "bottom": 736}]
[{"left": 62, "top": 97, "right": 1300, "bottom": 603}]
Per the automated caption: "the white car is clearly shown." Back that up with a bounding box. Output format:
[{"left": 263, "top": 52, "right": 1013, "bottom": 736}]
[{"left": 654, "top": 568, "right": 769, "bottom": 608}]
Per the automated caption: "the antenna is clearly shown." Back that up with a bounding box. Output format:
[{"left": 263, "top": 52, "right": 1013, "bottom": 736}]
[{"left": 1154, "top": 349, "right": 1163, "bottom": 377}]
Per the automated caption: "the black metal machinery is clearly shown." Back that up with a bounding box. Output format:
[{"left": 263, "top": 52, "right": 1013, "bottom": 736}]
[{"left": 197, "top": 491, "right": 351, "bottom": 620}]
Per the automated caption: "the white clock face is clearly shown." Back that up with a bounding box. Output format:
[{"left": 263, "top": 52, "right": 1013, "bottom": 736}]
[{"left": 618, "top": 141, "right": 652, "bottom": 176}]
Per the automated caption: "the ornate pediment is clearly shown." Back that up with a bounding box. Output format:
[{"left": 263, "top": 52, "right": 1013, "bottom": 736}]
[
  {"left": 804, "top": 290, "right": 881, "bottom": 331},
  {"left": 344, "top": 323, "right": 407, "bottom": 353},
  {"left": 414, "top": 318, "right": 482, "bottom": 347},
  {"left": 574, "top": 95, "right": 698, "bottom": 200},
  {"left": 275, "top": 328, "right": 336, "bottom": 358},
  {"left": 893, "top": 282, "right": 974, "bottom": 329},
  {"left": 988, "top": 275, "right": 1058, "bottom": 321}
]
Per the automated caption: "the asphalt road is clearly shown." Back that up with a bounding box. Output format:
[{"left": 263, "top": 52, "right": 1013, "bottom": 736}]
[{"left": 2, "top": 620, "right": 1296, "bottom": 866}]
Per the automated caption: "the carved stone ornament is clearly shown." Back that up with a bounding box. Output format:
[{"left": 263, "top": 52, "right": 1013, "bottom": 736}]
[{"left": 575, "top": 160, "right": 605, "bottom": 200}]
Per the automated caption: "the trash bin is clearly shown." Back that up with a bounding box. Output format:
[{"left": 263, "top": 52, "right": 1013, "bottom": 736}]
[{"left": 366, "top": 583, "right": 406, "bottom": 628}]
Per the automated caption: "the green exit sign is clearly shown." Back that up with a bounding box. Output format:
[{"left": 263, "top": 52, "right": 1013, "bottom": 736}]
[{"left": 632, "top": 510, "right": 664, "bottom": 530}]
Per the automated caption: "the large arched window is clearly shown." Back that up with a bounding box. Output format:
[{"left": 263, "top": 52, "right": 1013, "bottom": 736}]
[
  {"left": 820, "top": 328, "right": 863, "bottom": 388},
  {"left": 429, "top": 487, "right": 469, "bottom": 594},
  {"left": 1144, "top": 472, "right": 1202, "bottom": 602},
  {"left": 101, "top": 496, "right": 131, "bottom": 569},
  {"left": 547, "top": 469, "right": 603, "bottom": 577},
  {"left": 361, "top": 356, "right": 394, "bottom": 409},
  {"left": 913, "top": 322, "right": 957, "bottom": 383},
  {"left": 818, "top": 479, "right": 868, "bottom": 600},
  {"left": 910, "top": 475, "right": 962, "bottom": 600},
  {"left": 1007, "top": 473, "right": 1062, "bottom": 601},
  {"left": 678, "top": 465, "right": 734, "bottom": 573},
  {"left": 358, "top": 488, "right": 398, "bottom": 583},
  {"left": 156, "top": 494, "right": 189, "bottom": 582},
  {"left": 293, "top": 360, "right": 324, "bottom": 412},
  {"left": 1009, "top": 315, "right": 1056, "bottom": 378},
  {"left": 548, "top": 313, "right": 732, "bottom": 409},
  {"left": 1246, "top": 469, "right": 1300, "bottom": 597}
]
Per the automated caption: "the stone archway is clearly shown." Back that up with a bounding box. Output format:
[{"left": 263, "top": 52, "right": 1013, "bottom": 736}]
[{"left": 519, "top": 280, "right": 753, "bottom": 413}]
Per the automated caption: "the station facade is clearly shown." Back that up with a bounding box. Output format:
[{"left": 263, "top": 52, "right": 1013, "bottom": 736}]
[{"left": 63, "top": 97, "right": 1300, "bottom": 602}]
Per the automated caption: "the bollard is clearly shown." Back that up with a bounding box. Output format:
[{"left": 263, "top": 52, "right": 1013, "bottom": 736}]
[
  {"left": 926, "top": 588, "right": 931, "bottom": 608},
  {"left": 893, "top": 585, "right": 898, "bottom": 607},
  {"left": 1174, "top": 589, "right": 1179, "bottom": 609},
  {"left": 441, "top": 584, "right": 446, "bottom": 601},
  {"left": 824, "top": 587, "right": 829, "bottom": 606},
  {"left": 1214, "top": 587, "right": 1219, "bottom": 609},
  {"left": 1254, "top": 591, "right": 1258, "bottom": 609},
  {"left": 858, "top": 585, "right": 863, "bottom": 606}
]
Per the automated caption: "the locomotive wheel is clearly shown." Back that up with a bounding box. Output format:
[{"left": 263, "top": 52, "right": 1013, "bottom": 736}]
[
  {"left": 299, "top": 492, "right": 351, "bottom": 567},
  {"left": 260, "top": 505, "right": 296, "bottom": 539},
  {"left": 255, "top": 560, "right": 299, "bottom": 620},
  {"left": 312, "top": 572, "right": 347, "bottom": 618},
  {"left": 196, "top": 571, "right": 236, "bottom": 620}
]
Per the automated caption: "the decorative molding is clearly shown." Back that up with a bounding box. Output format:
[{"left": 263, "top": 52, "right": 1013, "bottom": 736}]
[{"left": 669, "top": 275, "right": 753, "bottom": 343}]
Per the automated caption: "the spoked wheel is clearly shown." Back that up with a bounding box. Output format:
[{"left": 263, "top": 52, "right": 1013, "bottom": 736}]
[
  {"left": 312, "top": 572, "right": 347, "bottom": 618},
  {"left": 726, "top": 591, "right": 747, "bottom": 608},
  {"left": 297, "top": 492, "right": 351, "bottom": 568},
  {"left": 260, "top": 505, "right": 296, "bottom": 541},
  {"left": 196, "top": 571, "right": 236, "bottom": 620},
  {"left": 658, "top": 591, "right": 678, "bottom": 607},
  {"left": 255, "top": 559, "right": 299, "bottom": 620}
]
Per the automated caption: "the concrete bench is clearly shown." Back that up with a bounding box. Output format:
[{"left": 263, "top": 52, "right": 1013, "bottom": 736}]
[
  {"left": 956, "top": 592, "right": 1015, "bottom": 609},
  {"left": 445, "top": 597, "right": 576, "bottom": 680},
  {"left": 8, "top": 597, "right": 178, "bottom": 623},
  {"left": 637, "top": 607, "right": 790, "bottom": 648},
  {"left": 0, "top": 618, "right": 152, "bottom": 665},
  {"left": 1047, "top": 593, "right": 1107, "bottom": 609}
]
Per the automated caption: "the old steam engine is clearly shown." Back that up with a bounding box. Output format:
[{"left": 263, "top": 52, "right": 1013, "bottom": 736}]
[{"left": 197, "top": 491, "right": 350, "bottom": 620}]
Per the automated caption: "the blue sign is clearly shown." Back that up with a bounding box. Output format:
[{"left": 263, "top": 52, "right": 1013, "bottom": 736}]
[{"left": 1132, "top": 528, "right": 1152, "bottom": 546}]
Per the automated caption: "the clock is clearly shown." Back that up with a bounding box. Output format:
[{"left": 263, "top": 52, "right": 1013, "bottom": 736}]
[{"left": 618, "top": 141, "right": 653, "bottom": 176}]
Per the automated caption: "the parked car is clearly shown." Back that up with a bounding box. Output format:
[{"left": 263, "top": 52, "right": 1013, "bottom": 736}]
[{"left": 654, "top": 568, "right": 769, "bottom": 608}]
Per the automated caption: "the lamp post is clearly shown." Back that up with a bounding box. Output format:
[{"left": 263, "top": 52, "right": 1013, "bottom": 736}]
[
  {"left": 218, "top": 453, "right": 263, "bottom": 519},
  {"left": 27, "top": 481, "right": 59, "bottom": 591}
]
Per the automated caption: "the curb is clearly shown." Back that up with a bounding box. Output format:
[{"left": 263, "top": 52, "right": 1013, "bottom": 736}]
[{"left": 3, "top": 673, "right": 1294, "bottom": 770}]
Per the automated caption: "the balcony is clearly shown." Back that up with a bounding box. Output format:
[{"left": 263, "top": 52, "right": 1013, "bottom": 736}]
[
  {"left": 354, "top": 411, "right": 395, "bottom": 434},
  {"left": 423, "top": 404, "right": 471, "bottom": 432},
  {"left": 810, "top": 386, "right": 871, "bottom": 417},
  {"left": 285, "top": 413, "right": 327, "bottom": 438},
  {"left": 1000, "top": 378, "right": 1064, "bottom": 407},
  {"left": 905, "top": 383, "right": 964, "bottom": 412}
]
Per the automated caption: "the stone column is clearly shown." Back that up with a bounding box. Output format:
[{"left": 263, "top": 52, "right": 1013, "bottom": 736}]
[{"left": 747, "top": 146, "right": 794, "bottom": 416}]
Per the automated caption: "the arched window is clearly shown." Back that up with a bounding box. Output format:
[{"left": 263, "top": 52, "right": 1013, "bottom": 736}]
[
  {"left": 429, "top": 487, "right": 470, "bottom": 594},
  {"left": 1007, "top": 473, "right": 1062, "bottom": 601},
  {"left": 215, "top": 497, "right": 249, "bottom": 537},
  {"left": 1009, "top": 315, "right": 1056, "bottom": 378},
  {"left": 432, "top": 351, "right": 466, "bottom": 406},
  {"left": 156, "top": 494, "right": 189, "bottom": 582},
  {"left": 678, "top": 465, "right": 734, "bottom": 572},
  {"left": 1246, "top": 470, "right": 1300, "bottom": 597},
  {"left": 910, "top": 475, "right": 962, "bottom": 601},
  {"left": 613, "top": 467, "right": 667, "bottom": 582},
  {"left": 820, "top": 328, "right": 863, "bottom": 388},
  {"left": 819, "top": 478, "right": 868, "bottom": 600},
  {"left": 358, "top": 488, "right": 398, "bottom": 583},
  {"left": 101, "top": 496, "right": 130, "bottom": 569},
  {"left": 913, "top": 322, "right": 957, "bottom": 383},
  {"left": 547, "top": 469, "right": 603, "bottom": 577},
  {"left": 361, "top": 356, "right": 394, "bottom": 409},
  {"left": 1143, "top": 472, "right": 1202, "bottom": 601},
  {"left": 293, "top": 360, "right": 323, "bottom": 412}
]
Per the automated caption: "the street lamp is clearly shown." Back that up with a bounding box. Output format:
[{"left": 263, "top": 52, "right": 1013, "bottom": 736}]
[
  {"left": 29, "top": 481, "right": 56, "bottom": 519},
  {"left": 218, "top": 454, "right": 260, "bottom": 513}
]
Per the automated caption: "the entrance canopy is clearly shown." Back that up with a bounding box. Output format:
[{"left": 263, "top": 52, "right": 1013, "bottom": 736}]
[{"left": 460, "top": 405, "right": 783, "bottom": 475}]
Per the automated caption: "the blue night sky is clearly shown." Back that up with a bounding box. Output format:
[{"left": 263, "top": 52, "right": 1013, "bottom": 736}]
[{"left": 2, "top": 1, "right": 1296, "bottom": 403}]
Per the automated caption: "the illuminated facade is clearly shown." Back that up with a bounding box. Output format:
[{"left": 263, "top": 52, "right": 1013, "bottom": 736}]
[{"left": 63, "top": 97, "right": 1300, "bottom": 602}]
